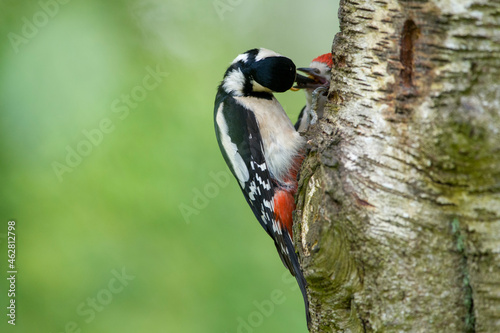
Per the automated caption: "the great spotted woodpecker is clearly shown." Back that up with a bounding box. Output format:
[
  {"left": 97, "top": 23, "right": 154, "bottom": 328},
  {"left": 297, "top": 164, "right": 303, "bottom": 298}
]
[
  {"left": 294, "top": 53, "right": 333, "bottom": 132},
  {"left": 213, "top": 48, "right": 310, "bottom": 325}
]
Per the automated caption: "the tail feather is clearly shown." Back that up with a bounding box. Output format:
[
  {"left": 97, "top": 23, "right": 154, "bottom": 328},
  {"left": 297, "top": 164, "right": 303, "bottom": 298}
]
[{"left": 283, "top": 231, "right": 311, "bottom": 327}]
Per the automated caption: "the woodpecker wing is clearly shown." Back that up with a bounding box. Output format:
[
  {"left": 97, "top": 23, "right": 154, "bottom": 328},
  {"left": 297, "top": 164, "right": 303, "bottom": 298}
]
[{"left": 214, "top": 89, "right": 296, "bottom": 273}]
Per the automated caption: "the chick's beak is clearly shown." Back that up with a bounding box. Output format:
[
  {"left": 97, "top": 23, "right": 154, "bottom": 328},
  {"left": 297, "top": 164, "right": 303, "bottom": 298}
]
[{"left": 292, "top": 67, "right": 329, "bottom": 90}]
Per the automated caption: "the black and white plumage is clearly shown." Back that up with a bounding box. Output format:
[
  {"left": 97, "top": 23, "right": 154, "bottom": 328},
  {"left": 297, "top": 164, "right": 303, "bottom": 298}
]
[
  {"left": 294, "top": 53, "right": 333, "bottom": 132},
  {"left": 213, "top": 48, "right": 310, "bottom": 325}
]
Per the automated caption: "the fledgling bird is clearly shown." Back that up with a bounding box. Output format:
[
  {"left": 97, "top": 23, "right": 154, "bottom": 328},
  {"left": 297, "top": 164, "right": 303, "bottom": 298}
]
[
  {"left": 294, "top": 53, "right": 333, "bottom": 132},
  {"left": 213, "top": 48, "right": 310, "bottom": 325}
]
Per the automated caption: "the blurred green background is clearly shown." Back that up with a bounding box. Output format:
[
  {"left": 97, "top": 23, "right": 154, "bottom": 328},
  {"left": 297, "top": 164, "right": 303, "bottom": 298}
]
[{"left": 0, "top": 1, "right": 338, "bottom": 332}]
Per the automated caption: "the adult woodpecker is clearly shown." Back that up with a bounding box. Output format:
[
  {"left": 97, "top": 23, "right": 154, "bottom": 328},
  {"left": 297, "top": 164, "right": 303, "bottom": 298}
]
[
  {"left": 294, "top": 53, "right": 333, "bottom": 132},
  {"left": 213, "top": 48, "right": 310, "bottom": 325}
]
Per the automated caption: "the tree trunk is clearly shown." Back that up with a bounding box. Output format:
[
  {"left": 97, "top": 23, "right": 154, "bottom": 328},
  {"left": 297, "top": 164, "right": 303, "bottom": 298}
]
[{"left": 294, "top": 0, "right": 500, "bottom": 332}]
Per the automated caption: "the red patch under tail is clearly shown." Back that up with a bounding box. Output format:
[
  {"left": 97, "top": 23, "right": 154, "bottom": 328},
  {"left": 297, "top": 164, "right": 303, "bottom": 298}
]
[
  {"left": 273, "top": 153, "right": 305, "bottom": 237},
  {"left": 273, "top": 190, "right": 296, "bottom": 237}
]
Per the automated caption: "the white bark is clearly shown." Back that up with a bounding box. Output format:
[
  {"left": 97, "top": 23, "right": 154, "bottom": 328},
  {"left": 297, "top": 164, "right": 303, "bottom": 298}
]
[{"left": 295, "top": 0, "right": 500, "bottom": 332}]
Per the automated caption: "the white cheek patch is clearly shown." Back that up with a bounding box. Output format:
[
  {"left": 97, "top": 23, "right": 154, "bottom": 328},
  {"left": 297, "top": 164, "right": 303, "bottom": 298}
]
[
  {"left": 222, "top": 69, "right": 245, "bottom": 95},
  {"left": 216, "top": 105, "right": 249, "bottom": 187},
  {"left": 251, "top": 80, "right": 273, "bottom": 93}
]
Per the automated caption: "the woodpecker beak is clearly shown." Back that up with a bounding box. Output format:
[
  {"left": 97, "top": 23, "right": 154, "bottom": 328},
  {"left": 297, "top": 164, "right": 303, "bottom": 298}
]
[{"left": 293, "top": 68, "right": 329, "bottom": 90}]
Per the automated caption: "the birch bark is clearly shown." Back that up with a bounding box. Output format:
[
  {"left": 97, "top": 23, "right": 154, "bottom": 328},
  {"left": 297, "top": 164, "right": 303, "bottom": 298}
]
[{"left": 295, "top": 1, "right": 500, "bottom": 332}]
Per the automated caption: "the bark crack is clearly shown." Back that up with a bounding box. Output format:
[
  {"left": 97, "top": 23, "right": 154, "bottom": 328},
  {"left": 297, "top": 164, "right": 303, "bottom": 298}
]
[{"left": 400, "top": 19, "right": 420, "bottom": 89}]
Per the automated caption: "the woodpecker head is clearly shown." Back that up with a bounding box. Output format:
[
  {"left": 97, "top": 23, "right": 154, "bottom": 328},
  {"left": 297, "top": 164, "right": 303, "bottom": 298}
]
[
  {"left": 221, "top": 48, "right": 297, "bottom": 98},
  {"left": 294, "top": 53, "right": 333, "bottom": 92}
]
